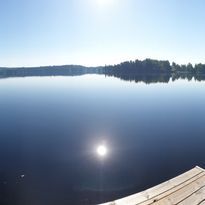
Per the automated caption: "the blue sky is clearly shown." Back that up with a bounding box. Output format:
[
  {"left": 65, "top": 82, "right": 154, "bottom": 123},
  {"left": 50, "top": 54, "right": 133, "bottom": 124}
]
[{"left": 0, "top": 0, "right": 205, "bottom": 67}]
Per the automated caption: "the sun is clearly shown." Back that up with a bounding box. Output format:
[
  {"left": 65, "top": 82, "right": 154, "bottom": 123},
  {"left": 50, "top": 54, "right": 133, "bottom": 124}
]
[
  {"left": 96, "top": 145, "right": 107, "bottom": 157},
  {"left": 96, "top": 0, "right": 115, "bottom": 7}
]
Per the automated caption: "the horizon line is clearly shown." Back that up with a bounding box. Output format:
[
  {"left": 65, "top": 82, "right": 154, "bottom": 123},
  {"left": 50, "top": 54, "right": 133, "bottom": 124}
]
[{"left": 0, "top": 58, "right": 203, "bottom": 69}]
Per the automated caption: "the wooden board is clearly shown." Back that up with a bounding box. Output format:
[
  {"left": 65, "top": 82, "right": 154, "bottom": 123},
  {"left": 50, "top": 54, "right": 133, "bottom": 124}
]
[{"left": 100, "top": 166, "right": 205, "bottom": 205}]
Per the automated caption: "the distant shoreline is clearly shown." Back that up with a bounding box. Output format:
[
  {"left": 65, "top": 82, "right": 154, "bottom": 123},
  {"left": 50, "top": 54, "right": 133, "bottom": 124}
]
[
  {"left": 0, "top": 58, "right": 204, "bottom": 70},
  {"left": 1, "top": 59, "right": 205, "bottom": 83}
]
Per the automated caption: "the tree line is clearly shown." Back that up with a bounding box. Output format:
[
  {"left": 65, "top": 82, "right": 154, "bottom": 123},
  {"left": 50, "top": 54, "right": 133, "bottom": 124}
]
[
  {"left": 1, "top": 59, "right": 205, "bottom": 83},
  {"left": 104, "top": 59, "right": 205, "bottom": 75}
]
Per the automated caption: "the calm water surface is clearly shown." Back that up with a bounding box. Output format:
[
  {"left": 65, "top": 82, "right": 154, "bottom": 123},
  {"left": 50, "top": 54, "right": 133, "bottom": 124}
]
[{"left": 0, "top": 75, "right": 205, "bottom": 205}]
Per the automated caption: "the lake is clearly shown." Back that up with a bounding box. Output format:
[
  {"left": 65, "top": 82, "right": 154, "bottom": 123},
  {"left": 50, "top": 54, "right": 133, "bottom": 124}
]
[{"left": 0, "top": 74, "right": 205, "bottom": 205}]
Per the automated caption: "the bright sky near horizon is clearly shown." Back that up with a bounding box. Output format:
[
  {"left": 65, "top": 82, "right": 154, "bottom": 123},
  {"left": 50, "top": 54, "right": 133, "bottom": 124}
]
[{"left": 0, "top": 0, "right": 205, "bottom": 67}]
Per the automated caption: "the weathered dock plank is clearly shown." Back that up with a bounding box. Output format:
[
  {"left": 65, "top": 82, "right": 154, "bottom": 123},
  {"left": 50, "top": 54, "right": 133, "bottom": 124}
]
[{"left": 100, "top": 166, "right": 205, "bottom": 205}]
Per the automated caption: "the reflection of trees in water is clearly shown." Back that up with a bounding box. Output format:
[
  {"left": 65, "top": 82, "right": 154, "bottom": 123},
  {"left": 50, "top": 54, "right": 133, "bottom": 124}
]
[
  {"left": 171, "top": 73, "right": 205, "bottom": 82},
  {"left": 105, "top": 73, "right": 171, "bottom": 84},
  {"left": 105, "top": 73, "right": 205, "bottom": 83}
]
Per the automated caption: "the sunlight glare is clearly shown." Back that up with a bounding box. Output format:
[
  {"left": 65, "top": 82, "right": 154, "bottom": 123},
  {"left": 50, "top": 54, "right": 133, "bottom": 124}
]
[
  {"left": 97, "top": 145, "right": 107, "bottom": 157},
  {"left": 96, "top": 0, "right": 115, "bottom": 7}
]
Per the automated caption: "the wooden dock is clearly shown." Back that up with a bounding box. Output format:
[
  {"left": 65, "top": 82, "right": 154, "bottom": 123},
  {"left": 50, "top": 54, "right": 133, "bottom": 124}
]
[{"left": 100, "top": 166, "right": 205, "bottom": 205}]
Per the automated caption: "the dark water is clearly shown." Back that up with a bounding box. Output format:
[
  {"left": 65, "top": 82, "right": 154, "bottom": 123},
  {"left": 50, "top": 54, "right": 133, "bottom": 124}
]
[{"left": 0, "top": 75, "right": 205, "bottom": 205}]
